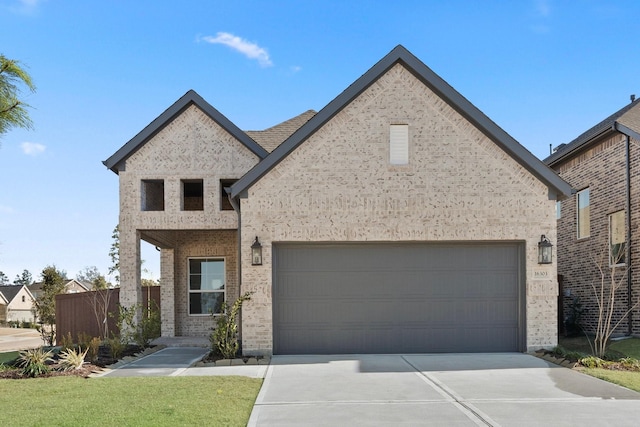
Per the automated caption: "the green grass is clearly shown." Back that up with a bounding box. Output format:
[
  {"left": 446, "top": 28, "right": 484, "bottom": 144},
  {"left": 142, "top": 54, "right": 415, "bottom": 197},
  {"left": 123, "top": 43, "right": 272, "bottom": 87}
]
[
  {"left": 584, "top": 369, "right": 640, "bottom": 393},
  {"left": 0, "top": 376, "right": 262, "bottom": 426},
  {"left": 610, "top": 338, "right": 640, "bottom": 359}
]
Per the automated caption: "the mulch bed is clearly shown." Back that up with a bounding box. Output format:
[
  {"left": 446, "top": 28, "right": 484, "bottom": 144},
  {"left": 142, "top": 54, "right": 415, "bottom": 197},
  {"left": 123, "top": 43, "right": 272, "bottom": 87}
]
[{"left": 0, "top": 344, "right": 145, "bottom": 380}]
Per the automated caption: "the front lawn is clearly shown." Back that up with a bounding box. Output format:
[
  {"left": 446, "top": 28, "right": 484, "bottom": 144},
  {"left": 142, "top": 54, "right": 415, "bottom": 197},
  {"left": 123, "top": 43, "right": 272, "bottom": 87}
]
[
  {"left": 0, "top": 376, "right": 262, "bottom": 426},
  {"left": 558, "top": 335, "right": 640, "bottom": 393}
]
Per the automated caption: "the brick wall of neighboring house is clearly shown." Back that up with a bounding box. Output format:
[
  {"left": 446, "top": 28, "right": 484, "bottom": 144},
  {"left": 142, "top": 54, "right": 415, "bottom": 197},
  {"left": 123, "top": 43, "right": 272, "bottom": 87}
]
[
  {"left": 239, "top": 63, "right": 559, "bottom": 355},
  {"left": 553, "top": 133, "right": 640, "bottom": 336},
  {"left": 117, "top": 104, "right": 259, "bottom": 335}
]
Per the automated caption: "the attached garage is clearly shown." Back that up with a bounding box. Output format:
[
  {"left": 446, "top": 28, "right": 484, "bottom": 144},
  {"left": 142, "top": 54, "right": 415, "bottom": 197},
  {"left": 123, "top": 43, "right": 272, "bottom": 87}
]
[{"left": 273, "top": 243, "right": 525, "bottom": 354}]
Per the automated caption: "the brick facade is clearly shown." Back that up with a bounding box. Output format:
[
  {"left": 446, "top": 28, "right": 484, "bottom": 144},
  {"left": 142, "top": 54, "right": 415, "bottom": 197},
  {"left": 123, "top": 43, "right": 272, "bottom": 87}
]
[
  {"left": 239, "top": 64, "right": 560, "bottom": 354},
  {"left": 551, "top": 133, "right": 640, "bottom": 336}
]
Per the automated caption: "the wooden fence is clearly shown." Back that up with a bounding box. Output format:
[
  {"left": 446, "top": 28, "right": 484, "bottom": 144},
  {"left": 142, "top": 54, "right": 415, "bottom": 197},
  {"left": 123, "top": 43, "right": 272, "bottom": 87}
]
[{"left": 55, "top": 287, "right": 160, "bottom": 343}]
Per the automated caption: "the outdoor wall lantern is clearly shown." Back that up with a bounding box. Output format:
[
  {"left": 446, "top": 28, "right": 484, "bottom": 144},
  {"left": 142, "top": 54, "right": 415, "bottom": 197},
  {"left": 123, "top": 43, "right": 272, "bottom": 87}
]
[
  {"left": 538, "top": 235, "right": 553, "bottom": 264},
  {"left": 251, "top": 236, "right": 263, "bottom": 266}
]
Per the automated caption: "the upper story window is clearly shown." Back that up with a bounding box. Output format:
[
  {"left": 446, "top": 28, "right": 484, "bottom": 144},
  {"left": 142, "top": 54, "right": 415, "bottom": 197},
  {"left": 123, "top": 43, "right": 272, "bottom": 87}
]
[
  {"left": 220, "top": 179, "right": 238, "bottom": 211},
  {"left": 141, "top": 180, "right": 164, "bottom": 211},
  {"left": 182, "top": 179, "right": 204, "bottom": 211},
  {"left": 609, "top": 210, "right": 626, "bottom": 266},
  {"left": 556, "top": 201, "right": 561, "bottom": 220},
  {"left": 389, "top": 124, "right": 409, "bottom": 165},
  {"left": 577, "top": 188, "right": 590, "bottom": 239}
]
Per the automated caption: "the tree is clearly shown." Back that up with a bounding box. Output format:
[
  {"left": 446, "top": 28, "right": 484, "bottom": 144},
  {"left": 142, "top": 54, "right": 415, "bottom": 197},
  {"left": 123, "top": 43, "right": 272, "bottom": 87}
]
[
  {"left": 589, "top": 248, "right": 640, "bottom": 358},
  {"left": 108, "top": 225, "right": 119, "bottom": 285},
  {"left": 32, "top": 265, "right": 66, "bottom": 346},
  {"left": 13, "top": 269, "right": 32, "bottom": 286},
  {"left": 0, "top": 271, "right": 9, "bottom": 285},
  {"left": 0, "top": 55, "right": 36, "bottom": 140}
]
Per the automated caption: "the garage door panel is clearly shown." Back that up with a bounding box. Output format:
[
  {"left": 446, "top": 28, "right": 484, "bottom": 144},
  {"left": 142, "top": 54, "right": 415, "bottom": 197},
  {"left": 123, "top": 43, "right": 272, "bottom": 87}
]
[{"left": 273, "top": 243, "right": 523, "bottom": 354}]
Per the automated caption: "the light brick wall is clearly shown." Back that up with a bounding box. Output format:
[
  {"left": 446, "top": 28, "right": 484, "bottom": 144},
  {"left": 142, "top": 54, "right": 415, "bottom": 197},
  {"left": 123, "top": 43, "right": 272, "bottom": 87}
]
[
  {"left": 117, "top": 104, "right": 258, "bottom": 336},
  {"left": 239, "top": 64, "right": 559, "bottom": 355}
]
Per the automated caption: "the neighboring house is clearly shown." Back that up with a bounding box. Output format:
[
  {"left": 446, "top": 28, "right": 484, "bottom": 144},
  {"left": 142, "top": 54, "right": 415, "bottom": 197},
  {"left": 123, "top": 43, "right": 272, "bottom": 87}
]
[
  {"left": 544, "top": 97, "right": 640, "bottom": 336},
  {"left": 104, "top": 45, "right": 571, "bottom": 355},
  {"left": 0, "top": 285, "right": 36, "bottom": 323},
  {"left": 29, "top": 279, "right": 91, "bottom": 301}
]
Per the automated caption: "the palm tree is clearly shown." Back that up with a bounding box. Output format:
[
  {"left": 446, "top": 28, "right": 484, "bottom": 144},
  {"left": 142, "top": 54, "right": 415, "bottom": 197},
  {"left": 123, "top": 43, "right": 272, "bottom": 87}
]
[{"left": 0, "top": 55, "right": 36, "bottom": 139}]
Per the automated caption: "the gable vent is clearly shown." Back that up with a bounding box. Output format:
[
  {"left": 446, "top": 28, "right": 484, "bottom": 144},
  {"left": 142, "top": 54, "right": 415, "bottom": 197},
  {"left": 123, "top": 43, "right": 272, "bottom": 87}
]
[{"left": 390, "top": 124, "right": 409, "bottom": 165}]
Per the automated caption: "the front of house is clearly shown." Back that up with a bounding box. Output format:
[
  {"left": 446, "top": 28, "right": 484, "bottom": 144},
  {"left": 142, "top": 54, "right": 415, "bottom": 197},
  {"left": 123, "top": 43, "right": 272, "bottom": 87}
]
[{"left": 104, "top": 46, "right": 571, "bottom": 355}]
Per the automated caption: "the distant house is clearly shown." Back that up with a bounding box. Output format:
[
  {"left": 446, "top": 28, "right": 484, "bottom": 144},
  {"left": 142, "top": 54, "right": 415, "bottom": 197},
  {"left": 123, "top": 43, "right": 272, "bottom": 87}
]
[
  {"left": 104, "top": 45, "right": 570, "bottom": 355},
  {"left": 545, "top": 97, "right": 640, "bottom": 336},
  {"left": 0, "top": 285, "right": 36, "bottom": 323},
  {"left": 29, "top": 279, "right": 91, "bottom": 301}
]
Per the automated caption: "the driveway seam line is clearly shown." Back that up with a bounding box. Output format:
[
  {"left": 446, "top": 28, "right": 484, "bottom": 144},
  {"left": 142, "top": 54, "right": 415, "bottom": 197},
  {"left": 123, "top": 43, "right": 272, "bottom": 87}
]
[{"left": 401, "top": 355, "right": 497, "bottom": 427}]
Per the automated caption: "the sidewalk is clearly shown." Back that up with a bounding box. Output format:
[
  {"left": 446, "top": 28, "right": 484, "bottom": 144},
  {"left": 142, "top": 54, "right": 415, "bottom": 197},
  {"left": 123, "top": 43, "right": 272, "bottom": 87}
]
[{"left": 97, "top": 346, "right": 268, "bottom": 378}]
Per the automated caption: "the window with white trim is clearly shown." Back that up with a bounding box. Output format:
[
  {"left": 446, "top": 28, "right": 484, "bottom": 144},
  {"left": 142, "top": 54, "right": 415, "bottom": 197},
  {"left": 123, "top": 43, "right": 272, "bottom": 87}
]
[
  {"left": 609, "top": 211, "right": 626, "bottom": 266},
  {"left": 389, "top": 124, "right": 409, "bottom": 165},
  {"left": 577, "top": 188, "right": 590, "bottom": 239},
  {"left": 188, "top": 258, "right": 225, "bottom": 315}
]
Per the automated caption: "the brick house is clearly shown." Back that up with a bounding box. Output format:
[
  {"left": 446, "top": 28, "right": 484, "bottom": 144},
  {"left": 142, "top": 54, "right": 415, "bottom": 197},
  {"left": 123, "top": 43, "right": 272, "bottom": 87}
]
[
  {"left": 544, "top": 97, "right": 640, "bottom": 336},
  {"left": 104, "top": 45, "right": 571, "bottom": 355}
]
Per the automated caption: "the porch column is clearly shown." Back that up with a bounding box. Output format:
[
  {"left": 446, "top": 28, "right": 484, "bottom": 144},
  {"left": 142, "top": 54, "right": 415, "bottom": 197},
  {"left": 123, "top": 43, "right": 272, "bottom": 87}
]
[
  {"left": 119, "top": 226, "right": 142, "bottom": 317},
  {"left": 160, "top": 248, "right": 175, "bottom": 337}
]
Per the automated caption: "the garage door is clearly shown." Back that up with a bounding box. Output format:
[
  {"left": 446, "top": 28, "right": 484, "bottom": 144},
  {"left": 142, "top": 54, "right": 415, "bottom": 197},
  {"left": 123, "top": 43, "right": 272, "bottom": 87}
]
[{"left": 273, "top": 243, "right": 524, "bottom": 354}]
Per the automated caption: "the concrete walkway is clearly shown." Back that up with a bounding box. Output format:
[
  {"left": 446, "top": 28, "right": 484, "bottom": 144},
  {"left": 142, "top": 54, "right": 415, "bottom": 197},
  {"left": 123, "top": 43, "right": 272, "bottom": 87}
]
[
  {"left": 248, "top": 353, "right": 640, "bottom": 426},
  {"left": 98, "top": 347, "right": 267, "bottom": 378}
]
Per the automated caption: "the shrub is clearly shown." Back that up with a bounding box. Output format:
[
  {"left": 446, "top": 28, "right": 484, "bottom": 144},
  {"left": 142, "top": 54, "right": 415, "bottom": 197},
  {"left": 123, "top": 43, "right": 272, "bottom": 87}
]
[
  {"left": 86, "top": 337, "right": 101, "bottom": 363},
  {"left": 59, "top": 332, "right": 74, "bottom": 351},
  {"left": 580, "top": 356, "right": 606, "bottom": 369},
  {"left": 58, "top": 347, "right": 88, "bottom": 371},
  {"left": 619, "top": 357, "right": 640, "bottom": 370},
  {"left": 210, "top": 292, "right": 253, "bottom": 359},
  {"left": 134, "top": 301, "right": 161, "bottom": 348},
  {"left": 18, "top": 348, "right": 53, "bottom": 377},
  {"left": 107, "top": 335, "right": 125, "bottom": 359}
]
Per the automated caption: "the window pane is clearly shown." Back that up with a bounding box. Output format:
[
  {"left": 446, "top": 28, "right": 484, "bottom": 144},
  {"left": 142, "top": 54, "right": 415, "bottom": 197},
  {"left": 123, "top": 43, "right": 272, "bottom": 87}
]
[
  {"left": 610, "top": 211, "right": 626, "bottom": 265},
  {"left": 577, "top": 189, "right": 590, "bottom": 238},
  {"left": 189, "top": 259, "right": 201, "bottom": 274},
  {"left": 189, "top": 274, "right": 201, "bottom": 290},
  {"left": 189, "top": 292, "right": 224, "bottom": 315},
  {"left": 390, "top": 124, "right": 409, "bottom": 165}
]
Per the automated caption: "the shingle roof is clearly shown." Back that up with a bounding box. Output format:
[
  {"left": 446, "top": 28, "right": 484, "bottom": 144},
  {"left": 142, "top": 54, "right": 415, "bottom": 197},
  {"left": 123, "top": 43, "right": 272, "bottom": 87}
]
[
  {"left": 246, "top": 110, "right": 317, "bottom": 152},
  {"left": 0, "top": 285, "right": 28, "bottom": 304},
  {"left": 544, "top": 98, "right": 640, "bottom": 166},
  {"left": 103, "top": 90, "right": 269, "bottom": 173},
  {"left": 231, "top": 45, "right": 572, "bottom": 200}
]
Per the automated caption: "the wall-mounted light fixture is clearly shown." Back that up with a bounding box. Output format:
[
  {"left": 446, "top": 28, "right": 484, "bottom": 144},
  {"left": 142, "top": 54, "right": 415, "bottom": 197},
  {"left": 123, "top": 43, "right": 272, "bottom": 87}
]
[
  {"left": 251, "top": 236, "right": 263, "bottom": 266},
  {"left": 538, "top": 235, "right": 553, "bottom": 264}
]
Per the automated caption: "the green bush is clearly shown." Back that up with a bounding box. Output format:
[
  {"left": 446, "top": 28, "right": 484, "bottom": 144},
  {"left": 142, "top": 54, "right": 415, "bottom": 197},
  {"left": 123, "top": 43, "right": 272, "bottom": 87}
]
[
  {"left": 108, "top": 335, "right": 125, "bottom": 359},
  {"left": 580, "top": 356, "right": 606, "bottom": 369},
  {"left": 210, "top": 292, "right": 253, "bottom": 359},
  {"left": 18, "top": 348, "right": 53, "bottom": 377}
]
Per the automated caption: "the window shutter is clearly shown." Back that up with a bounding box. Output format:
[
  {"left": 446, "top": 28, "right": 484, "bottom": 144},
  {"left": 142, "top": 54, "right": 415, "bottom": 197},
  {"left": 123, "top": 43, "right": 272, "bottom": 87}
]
[{"left": 390, "top": 124, "right": 409, "bottom": 165}]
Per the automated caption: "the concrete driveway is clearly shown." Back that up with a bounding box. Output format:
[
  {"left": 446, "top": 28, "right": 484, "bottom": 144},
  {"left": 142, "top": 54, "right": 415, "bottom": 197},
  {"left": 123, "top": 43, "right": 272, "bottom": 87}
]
[{"left": 249, "top": 353, "right": 640, "bottom": 426}]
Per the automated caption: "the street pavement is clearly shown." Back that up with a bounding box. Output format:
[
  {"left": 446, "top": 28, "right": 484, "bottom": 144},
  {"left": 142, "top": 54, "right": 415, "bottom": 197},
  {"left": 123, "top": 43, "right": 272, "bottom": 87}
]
[{"left": 0, "top": 327, "right": 42, "bottom": 352}]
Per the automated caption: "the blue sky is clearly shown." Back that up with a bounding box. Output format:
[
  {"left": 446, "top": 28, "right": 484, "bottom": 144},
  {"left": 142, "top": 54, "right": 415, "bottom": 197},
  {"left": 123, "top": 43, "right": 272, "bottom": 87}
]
[{"left": 1, "top": 0, "right": 639, "bottom": 283}]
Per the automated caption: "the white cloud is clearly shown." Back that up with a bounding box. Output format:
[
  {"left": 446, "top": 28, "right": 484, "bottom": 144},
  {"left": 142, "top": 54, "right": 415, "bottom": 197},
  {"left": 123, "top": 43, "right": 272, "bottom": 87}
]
[
  {"left": 290, "top": 65, "right": 302, "bottom": 73},
  {"left": 20, "top": 142, "right": 46, "bottom": 156},
  {"left": 10, "top": 0, "right": 46, "bottom": 14},
  {"left": 199, "top": 32, "right": 273, "bottom": 67}
]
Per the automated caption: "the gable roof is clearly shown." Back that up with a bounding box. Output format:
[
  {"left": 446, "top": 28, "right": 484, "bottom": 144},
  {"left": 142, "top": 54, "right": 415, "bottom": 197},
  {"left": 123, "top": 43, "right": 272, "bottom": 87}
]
[
  {"left": 246, "top": 110, "right": 317, "bottom": 153},
  {"left": 545, "top": 98, "right": 640, "bottom": 166},
  {"left": 231, "top": 45, "right": 572, "bottom": 200},
  {"left": 103, "top": 90, "right": 269, "bottom": 173},
  {"left": 0, "top": 285, "right": 33, "bottom": 304}
]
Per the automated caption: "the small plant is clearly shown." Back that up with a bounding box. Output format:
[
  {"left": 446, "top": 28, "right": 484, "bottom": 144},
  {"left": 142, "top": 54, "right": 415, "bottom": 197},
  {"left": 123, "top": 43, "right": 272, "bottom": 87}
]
[
  {"left": 579, "top": 356, "right": 605, "bottom": 369},
  {"left": 618, "top": 357, "right": 640, "bottom": 370},
  {"left": 86, "top": 337, "right": 101, "bottom": 363},
  {"left": 58, "top": 347, "right": 88, "bottom": 371},
  {"left": 108, "top": 335, "right": 125, "bottom": 359},
  {"left": 564, "top": 296, "right": 585, "bottom": 337},
  {"left": 133, "top": 301, "right": 161, "bottom": 348},
  {"left": 210, "top": 292, "right": 253, "bottom": 359},
  {"left": 18, "top": 348, "right": 53, "bottom": 377},
  {"left": 59, "top": 332, "right": 74, "bottom": 351}
]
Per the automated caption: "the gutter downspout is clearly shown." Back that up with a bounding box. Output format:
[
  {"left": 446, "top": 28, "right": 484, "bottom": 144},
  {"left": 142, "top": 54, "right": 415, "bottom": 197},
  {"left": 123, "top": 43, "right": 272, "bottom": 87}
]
[{"left": 226, "top": 187, "right": 243, "bottom": 342}]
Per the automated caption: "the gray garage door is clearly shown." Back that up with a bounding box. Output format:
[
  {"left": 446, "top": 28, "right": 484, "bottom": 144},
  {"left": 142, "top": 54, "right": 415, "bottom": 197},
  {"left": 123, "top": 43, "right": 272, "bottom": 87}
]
[{"left": 273, "top": 243, "right": 524, "bottom": 354}]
